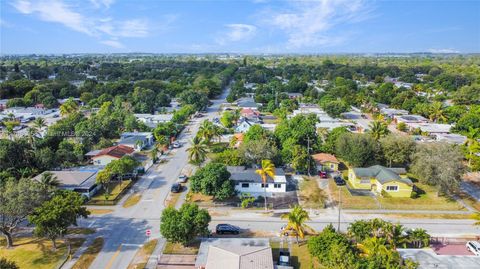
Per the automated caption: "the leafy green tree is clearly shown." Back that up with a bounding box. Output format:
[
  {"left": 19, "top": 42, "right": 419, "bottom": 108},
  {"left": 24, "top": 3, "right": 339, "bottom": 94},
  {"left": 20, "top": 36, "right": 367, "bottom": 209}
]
[
  {"left": 220, "top": 111, "right": 235, "bottom": 128},
  {"left": 238, "top": 138, "right": 279, "bottom": 165},
  {"left": 160, "top": 203, "right": 210, "bottom": 245},
  {"left": 322, "top": 100, "right": 349, "bottom": 118},
  {"left": 59, "top": 98, "right": 79, "bottom": 116},
  {"left": 335, "top": 133, "right": 379, "bottom": 167},
  {"left": 190, "top": 163, "right": 234, "bottom": 200},
  {"left": 411, "top": 142, "right": 465, "bottom": 194},
  {"left": 321, "top": 127, "right": 349, "bottom": 153},
  {"left": 187, "top": 136, "right": 208, "bottom": 165},
  {"left": 256, "top": 159, "right": 275, "bottom": 211},
  {"left": 213, "top": 149, "right": 246, "bottom": 166},
  {"left": 379, "top": 134, "right": 416, "bottom": 167},
  {"left": 28, "top": 191, "right": 89, "bottom": 250},
  {"left": 281, "top": 205, "right": 313, "bottom": 243},
  {"left": 0, "top": 178, "right": 43, "bottom": 248},
  {"left": 428, "top": 102, "right": 447, "bottom": 123},
  {"left": 244, "top": 124, "right": 271, "bottom": 143}
]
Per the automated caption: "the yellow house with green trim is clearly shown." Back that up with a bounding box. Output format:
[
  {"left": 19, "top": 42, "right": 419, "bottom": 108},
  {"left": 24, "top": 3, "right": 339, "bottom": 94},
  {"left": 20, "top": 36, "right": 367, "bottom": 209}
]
[{"left": 348, "top": 165, "right": 413, "bottom": 197}]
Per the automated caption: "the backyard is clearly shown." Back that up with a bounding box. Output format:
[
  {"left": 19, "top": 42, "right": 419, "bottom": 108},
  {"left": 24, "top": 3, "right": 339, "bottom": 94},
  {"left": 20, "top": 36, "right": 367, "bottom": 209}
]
[{"left": 270, "top": 240, "right": 319, "bottom": 269}]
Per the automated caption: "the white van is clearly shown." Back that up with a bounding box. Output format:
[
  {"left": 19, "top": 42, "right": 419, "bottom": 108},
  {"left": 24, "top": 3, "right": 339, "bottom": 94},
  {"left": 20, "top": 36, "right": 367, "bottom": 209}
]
[{"left": 466, "top": 241, "right": 480, "bottom": 256}]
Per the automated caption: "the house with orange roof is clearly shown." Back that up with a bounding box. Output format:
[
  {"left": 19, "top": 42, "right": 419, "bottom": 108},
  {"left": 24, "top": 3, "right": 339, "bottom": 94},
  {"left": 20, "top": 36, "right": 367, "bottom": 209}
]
[
  {"left": 91, "top": 145, "right": 135, "bottom": 166},
  {"left": 311, "top": 153, "right": 340, "bottom": 172}
]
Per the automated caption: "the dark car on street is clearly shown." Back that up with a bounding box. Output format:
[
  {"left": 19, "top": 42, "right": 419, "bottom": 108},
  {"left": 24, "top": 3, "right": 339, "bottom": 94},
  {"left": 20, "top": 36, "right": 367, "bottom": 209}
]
[
  {"left": 171, "top": 183, "right": 182, "bottom": 193},
  {"left": 334, "top": 176, "right": 346, "bottom": 186},
  {"left": 215, "top": 224, "right": 240, "bottom": 235}
]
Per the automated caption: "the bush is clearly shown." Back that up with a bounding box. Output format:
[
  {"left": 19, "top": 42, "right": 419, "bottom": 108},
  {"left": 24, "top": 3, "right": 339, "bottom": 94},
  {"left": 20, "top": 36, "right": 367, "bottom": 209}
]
[{"left": 240, "top": 193, "right": 255, "bottom": 208}]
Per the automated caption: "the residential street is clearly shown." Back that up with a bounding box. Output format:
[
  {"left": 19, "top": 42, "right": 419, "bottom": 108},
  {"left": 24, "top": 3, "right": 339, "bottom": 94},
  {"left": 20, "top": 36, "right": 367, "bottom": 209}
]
[
  {"left": 70, "top": 88, "right": 230, "bottom": 269},
  {"left": 68, "top": 87, "right": 480, "bottom": 269}
]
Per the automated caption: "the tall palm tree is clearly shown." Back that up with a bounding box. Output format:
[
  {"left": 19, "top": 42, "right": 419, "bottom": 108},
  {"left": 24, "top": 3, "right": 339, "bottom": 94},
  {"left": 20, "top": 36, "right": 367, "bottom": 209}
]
[
  {"left": 281, "top": 205, "right": 313, "bottom": 243},
  {"left": 4, "top": 121, "right": 19, "bottom": 140},
  {"left": 33, "top": 117, "right": 46, "bottom": 130},
  {"left": 211, "top": 125, "right": 223, "bottom": 143},
  {"left": 369, "top": 121, "right": 390, "bottom": 141},
  {"left": 150, "top": 147, "right": 159, "bottom": 162},
  {"left": 428, "top": 102, "right": 447, "bottom": 123},
  {"left": 27, "top": 127, "right": 38, "bottom": 147},
  {"left": 472, "top": 211, "right": 480, "bottom": 227},
  {"left": 198, "top": 120, "right": 215, "bottom": 144},
  {"left": 187, "top": 136, "right": 208, "bottom": 165},
  {"left": 255, "top": 159, "right": 275, "bottom": 211},
  {"left": 465, "top": 127, "right": 480, "bottom": 169}
]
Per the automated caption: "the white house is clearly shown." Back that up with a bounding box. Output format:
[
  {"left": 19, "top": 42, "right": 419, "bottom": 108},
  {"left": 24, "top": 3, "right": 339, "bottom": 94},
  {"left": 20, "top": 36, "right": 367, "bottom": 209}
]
[
  {"left": 118, "top": 132, "right": 154, "bottom": 151},
  {"left": 134, "top": 114, "right": 173, "bottom": 128},
  {"left": 407, "top": 123, "right": 452, "bottom": 135},
  {"left": 227, "top": 166, "right": 287, "bottom": 197},
  {"left": 3, "top": 107, "right": 56, "bottom": 119},
  {"left": 234, "top": 118, "right": 256, "bottom": 133}
]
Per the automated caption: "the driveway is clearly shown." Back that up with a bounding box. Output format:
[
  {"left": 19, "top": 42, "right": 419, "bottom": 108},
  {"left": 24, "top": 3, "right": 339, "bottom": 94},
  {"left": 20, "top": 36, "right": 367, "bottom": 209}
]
[{"left": 461, "top": 181, "right": 480, "bottom": 202}]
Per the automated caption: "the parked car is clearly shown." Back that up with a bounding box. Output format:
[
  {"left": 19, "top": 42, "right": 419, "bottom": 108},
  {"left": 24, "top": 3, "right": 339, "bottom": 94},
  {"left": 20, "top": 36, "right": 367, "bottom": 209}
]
[
  {"left": 278, "top": 250, "right": 291, "bottom": 266},
  {"left": 171, "top": 183, "right": 182, "bottom": 193},
  {"left": 319, "top": 171, "right": 328, "bottom": 178},
  {"left": 172, "top": 142, "right": 181, "bottom": 148},
  {"left": 466, "top": 241, "right": 480, "bottom": 256},
  {"left": 215, "top": 224, "right": 240, "bottom": 235},
  {"left": 333, "top": 176, "right": 346, "bottom": 186},
  {"left": 178, "top": 174, "right": 188, "bottom": 183}
]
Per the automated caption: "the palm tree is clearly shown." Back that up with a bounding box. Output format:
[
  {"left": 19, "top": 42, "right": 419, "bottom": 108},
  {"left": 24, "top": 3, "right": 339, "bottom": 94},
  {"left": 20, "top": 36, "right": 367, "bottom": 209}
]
[
  {"left": 4, "top": 121, "right": 19, "bottom": 140},
  {"left": 281, "top": 205, "right": 313, "bottom": 243},
  {"left": 255, "top": 159, "right": 275, "bottom": 211},
  {"left": 369, "top": 121, "right": 390, "bottom": 141},
  {"left": 472, "top": 211, "right": 480, "bottom": 227},
  {"left": 211, "top": 125, "right": 223, "bottom": 143},
  {"left": 155, "top": 135, "right": 169, "bottom": 153},
  {"left": 406, "top": 228, "right": 430, "bottom": 248},
  {"left": 357, "top": 237, "right": 391, "bottom": 258},
  {"left": 384, "top": 223, "right": 407, "bottom": 249},
  {"left": 428, "top": 102, "right": 447, "bottom": 123},
  {"left": 198, "top": 120, "right": 215, "bottom": 144},
  {"left": 39, "top": 172, "right": 60, "bottom": 200},
  {"left": 150, "top": 147, "right": 159, "bottom": 163},
  {"left": 187, "top": 136, "right": 208, "bottom": 165},
  {"left": 33, "top": 117, "right": 46, "bottom": 130},
  {"left": 27, "top": 127, "right": 38, "bottom": 147},
  {"left": 465, "top": 127, "right": 480, "bottom": 169}
]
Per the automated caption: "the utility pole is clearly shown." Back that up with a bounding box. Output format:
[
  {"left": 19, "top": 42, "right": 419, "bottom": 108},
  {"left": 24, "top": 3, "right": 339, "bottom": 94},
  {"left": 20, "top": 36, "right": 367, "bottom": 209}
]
[{"left": 337, "top": 187, "right": 341, "bottom": 232}]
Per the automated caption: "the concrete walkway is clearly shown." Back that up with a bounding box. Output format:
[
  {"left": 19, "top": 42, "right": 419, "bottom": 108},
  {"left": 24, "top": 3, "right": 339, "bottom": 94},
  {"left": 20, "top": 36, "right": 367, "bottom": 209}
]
[{"left": 461, "top": 181, "right": 480, "bottom": 202}]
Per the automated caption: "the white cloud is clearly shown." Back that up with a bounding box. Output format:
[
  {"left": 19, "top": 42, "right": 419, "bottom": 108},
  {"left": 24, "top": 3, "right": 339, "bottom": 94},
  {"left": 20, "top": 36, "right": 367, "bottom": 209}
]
[
  {"left": 12, "top": 0, "right": 93, "bottom": 35},
  {"left": 217, "top": 23, "right": 257, "bottom": 45},
  {"left": 265, "top": 0, "right": 372, "bottom": 48},
  {"left": 11, "top": 0, "right": 151, "bottom": 48},
  {"left": 428, "top": 48, "right": 460, "bottom": 53},
  {"left": 90, "top": 0, "right": 115, "bottom": 9},
  {"left": 100, "top": 39, "right": 124, "bottom": 48}
]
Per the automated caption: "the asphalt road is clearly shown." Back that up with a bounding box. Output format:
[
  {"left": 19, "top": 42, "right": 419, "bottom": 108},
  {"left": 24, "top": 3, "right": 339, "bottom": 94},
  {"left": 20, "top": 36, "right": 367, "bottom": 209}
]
[{"left": 79, "top": 88, "right": 229, "bottom": 269}]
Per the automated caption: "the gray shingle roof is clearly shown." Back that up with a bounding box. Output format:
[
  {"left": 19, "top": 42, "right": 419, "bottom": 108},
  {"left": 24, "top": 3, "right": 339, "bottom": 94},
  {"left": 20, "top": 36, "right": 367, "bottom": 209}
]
[{"left": 352, "top": 165, "right": 412, "bottom": 185}]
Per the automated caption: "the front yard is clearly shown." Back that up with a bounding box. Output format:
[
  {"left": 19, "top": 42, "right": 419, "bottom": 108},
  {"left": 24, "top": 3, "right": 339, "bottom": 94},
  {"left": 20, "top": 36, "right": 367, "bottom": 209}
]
[
  {"left": 298, "top": 177, "right": 327, "bottom": 209},
  {"left": 328, "top": 179, "right": 379, "bottom": 209},
  {"left": 0, "top": 237, "right": 85, "bottom": 269},
  {"left": 270, "top": 240, "right": 319, "bottom": 269},
  {"left": 88, "top": 180, "right": 132, "bottom": 205},
  {"left": 377, "top": 183, "right": 466, "bottom": 211}
]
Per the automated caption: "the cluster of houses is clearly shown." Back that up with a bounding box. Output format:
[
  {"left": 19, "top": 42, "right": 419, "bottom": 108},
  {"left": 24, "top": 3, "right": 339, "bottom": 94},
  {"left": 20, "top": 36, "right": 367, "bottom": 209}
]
[
  {"left": 378, "top": 105, "right": 466, "bottom": 144},
  {"left": 33, "top": 131, "right": 155, "bottom": 200}
]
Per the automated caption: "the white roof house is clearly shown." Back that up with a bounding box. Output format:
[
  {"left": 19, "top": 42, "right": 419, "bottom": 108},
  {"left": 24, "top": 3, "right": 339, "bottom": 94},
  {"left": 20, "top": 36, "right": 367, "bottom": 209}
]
[
  {"left": 196, "top": 238, "right": 274, "bottom": 269},
  {"left": 434, "top": 133, "right": 467, "bottom": 144},
  {"left": 134, "top": 113, "right": 173, "bottom": 128},
  {"left": 380, "top": 108, "right": 409, "bottom": 118},
  {"left": 407, "top": 123, "right": 452, "bottom": 134},
  {"left": 3, "top": 107, "right": 56, "bottom": 119},
  {"left": 395, "top": 114, "right": 429, "bottom": 124},
  {"left": 227, "top": 166, "right": 287, "bottom": 197},
  {"left": 118, "top": 132, "right": 154, "bottom": 151}
]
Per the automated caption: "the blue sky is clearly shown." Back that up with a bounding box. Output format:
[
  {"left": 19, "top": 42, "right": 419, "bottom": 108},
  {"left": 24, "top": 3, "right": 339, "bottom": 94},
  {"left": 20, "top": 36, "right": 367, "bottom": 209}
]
[{"left": 1, "top": 0, "right": 479, "bottom": 54}]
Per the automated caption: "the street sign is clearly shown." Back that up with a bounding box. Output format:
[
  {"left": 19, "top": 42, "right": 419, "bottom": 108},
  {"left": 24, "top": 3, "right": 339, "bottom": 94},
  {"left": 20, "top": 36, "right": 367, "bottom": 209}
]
[{"left": 146, "top": 229, "right": 151, "bottom": 237}]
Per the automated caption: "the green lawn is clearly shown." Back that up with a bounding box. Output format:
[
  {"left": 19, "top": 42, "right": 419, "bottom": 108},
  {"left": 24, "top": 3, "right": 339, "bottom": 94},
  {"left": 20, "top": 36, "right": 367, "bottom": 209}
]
[
  {"left": 0, "top": 237, "right": 71, "bottom": 269},
  {"left": 123, "top": 193, "right": 142, "bottom": 208},
  {"left": 377, "top": 183, "right": 466, "bottom": 211},
  {"left": 328, "top": 179, "right": 379, "bottom": 209},
  {"left": 88, "top": 180, "right": 132, "bottom": 205},
  {"left": 128, "top": 239, "right": 158, "bottom": 269},
  {"left": 163, "top": 241, "right": 200, "bottom": 255}
]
